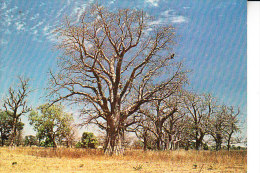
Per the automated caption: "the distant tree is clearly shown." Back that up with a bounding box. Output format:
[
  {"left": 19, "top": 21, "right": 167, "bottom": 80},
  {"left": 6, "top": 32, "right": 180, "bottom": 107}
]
[
  {"left": 48, "top": 4, "right": 187, "bottom": 155},
  {"left": 0, "top": 110, "right": 24, "bottom": 146},
  {"left": 28, "top": 103, "right": 74, "bottom": 148},
  {"left": 63, "top": 124, "right": 78, "bottom": 148},
  {"left": 81, "top": 132, "right": 98, "bottom": 148},
  {"left": 144, "top": 96, "right": 179, "bottom": 150},
  {"left": 163, "top": 111, "right": 187, "bottom": 150},
  {"left": 223, "top": 106, "right": 240, "bottom": 151},
  {"left": 15, "top": 128, "right": 24, "bottom": 146},
  {"left": 0, "top": 110, "right": 12, "bottom": 146},
  {"left": 24, "top": 135, "right": 38, "bottom": 147},
  {"left": 132, "top": 113, "right": 154, "bottom": 151},
  {"left": 2, "top": 77, "right": 31, "bottom": 147},
  {"left": 181, "top": 92, "right": 216, "bottom": 150},
  {"left": 209, "top": 105, "right": 229, "bottom": 151}
]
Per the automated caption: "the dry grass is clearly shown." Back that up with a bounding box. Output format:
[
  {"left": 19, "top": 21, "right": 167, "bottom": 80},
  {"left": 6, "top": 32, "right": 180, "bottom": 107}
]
[{"left": 0, "top": 147, "right": 247, "bottom": 172}]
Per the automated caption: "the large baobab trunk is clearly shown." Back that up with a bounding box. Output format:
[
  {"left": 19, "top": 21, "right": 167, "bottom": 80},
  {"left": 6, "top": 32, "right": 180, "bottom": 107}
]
[
  {"left": 155, "top": 123, "right": 163, "bottom": 150},
  {"left": 105, "top": 127, "right": 124, "bottom": 155}
]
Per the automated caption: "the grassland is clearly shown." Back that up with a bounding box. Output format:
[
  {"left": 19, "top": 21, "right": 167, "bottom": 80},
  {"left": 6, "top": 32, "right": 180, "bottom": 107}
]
[{"left": 0, "top": 147, "right": 246, "bottom": 172}]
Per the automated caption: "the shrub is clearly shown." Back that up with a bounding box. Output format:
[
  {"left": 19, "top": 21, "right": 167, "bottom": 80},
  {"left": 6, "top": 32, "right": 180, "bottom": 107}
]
[{"left": 75, "top": 142, "right": 83, "bottom": 148}]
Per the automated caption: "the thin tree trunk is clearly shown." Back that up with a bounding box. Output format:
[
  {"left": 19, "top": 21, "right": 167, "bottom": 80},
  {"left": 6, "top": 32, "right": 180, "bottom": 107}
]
[
  {"left": 9, "top": 117, "right": 17, "bottom": 147},
  {"left": 227, "top": 133, "right": 233, "bottom": 151},
  {"left": 143, "top": 131, "right": 147, "bottom": 151}
]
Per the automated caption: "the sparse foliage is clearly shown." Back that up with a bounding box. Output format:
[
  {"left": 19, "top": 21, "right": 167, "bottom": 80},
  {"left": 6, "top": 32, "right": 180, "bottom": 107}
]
[
  {"left": 48, "top": 4, "right": 187, "bottom": 155},
  {"left": 181, "top": 92, "right": 216, "bottom": 150},
  {"left": 2, "top": 77, "right": 31, "bottom": 147}
]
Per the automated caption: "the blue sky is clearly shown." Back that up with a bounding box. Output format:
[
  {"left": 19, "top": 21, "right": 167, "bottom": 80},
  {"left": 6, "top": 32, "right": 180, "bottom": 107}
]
[{"left": 0, "top": 0, "right": 247, "bottom": 137}]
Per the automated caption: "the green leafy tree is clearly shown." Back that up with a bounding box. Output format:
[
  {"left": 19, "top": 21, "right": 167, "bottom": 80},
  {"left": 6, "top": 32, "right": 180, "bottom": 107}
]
[
  {"left": 24, "top": 135, "right": 38, "bottom": 147},
  {"left": 28, "top": 103, "right": 74, "bottom": 148},
  {"left": 81, "top": 132, "right": 98, "bottom": 148},
  {"left": 0, "top": 109, "right": 24, "bottom": 146},
  {"left": 0, "top": 110, "right": 12, "bottom": 146}
]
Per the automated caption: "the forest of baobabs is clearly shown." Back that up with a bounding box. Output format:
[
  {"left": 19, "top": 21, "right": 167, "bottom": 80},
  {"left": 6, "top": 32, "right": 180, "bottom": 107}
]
[{"left": 0, "top": 0, "right": 247, "bottom": 172}]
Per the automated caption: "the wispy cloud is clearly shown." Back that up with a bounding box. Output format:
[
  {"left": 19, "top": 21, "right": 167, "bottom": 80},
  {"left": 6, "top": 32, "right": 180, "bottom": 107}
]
[
  {"left": 15, "top": 21, "right": 25, "bottom": 31},
  {"left": 30, "top": 13, "right": 39, "bottom": 20},
  {"left": 109, "top": 0, "right": 116, "bottom": 5},
  {"left": 171, "top": 16, "right": 188, "bottom": 23},
  {"left": 43, "top": 25, "right": 50, "bottom": 33},
  {"left": 148, "top": 12, "right": 188, "bottom": 27},
  {"left": 183, "top": 6, "right": 190, "bottom": 10},
  {"left": 72, "top": 3, "right": 88, "bottom": 23},
  {"left": 30, "top": 21, "right": 44, "bottom": 31},
  {"left": 145, "top": 0, "right": 160, "bottom": 7},
  {"left": 161, "top": 9, "right": 188, "bottom": 24},
  {"left": 0, "top": 39, "right": 8, "bottom": 45},
  {"left": 56, "top": 4, "right": 67, "bottom": 19},
  {"left": 1, "top": 2, "right": 7, "bottom": 10}
]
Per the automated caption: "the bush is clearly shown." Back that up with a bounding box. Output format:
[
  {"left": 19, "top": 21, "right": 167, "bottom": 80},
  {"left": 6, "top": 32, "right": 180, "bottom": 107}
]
[
  {"left": 81, "top": 132, "right": 98, "bottom": 149},
  {"left": 75, "top": 141, "right": 83, "bottom": 148},
  {"left": 203, "top": 143, "right": 209, "bottom": 150}
]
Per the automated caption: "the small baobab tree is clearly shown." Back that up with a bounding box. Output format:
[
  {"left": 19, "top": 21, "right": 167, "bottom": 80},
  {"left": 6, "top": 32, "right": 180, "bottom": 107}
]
[
  {"left": 181, "top": 92, "right": 216, "bottom": 150},
  {"left": 48, "top": 4, "right": 187, "bottom": 155},
  {"left": 223, "top": 106, "right": 240, "bottom": 151},
  {"left": 137, "top": 94, "right": 180, "bottom": 150},
  {"left": 3, "top": 77, "right": 31, "bottom": 147}
]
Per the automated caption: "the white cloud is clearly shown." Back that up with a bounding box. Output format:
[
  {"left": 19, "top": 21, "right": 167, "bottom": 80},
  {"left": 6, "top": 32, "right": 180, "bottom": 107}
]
[
  {"left": 43, "top": 25, "right": 50, "bottom": 32},
  {"left": 148, "top": 15, "right": 188, "bottom": 27},
  {"left": 162, "top": 10, "right": 173, "bottom": 17},
  {"left": 33, "top": 30, "right": 38, "bottom": 35},
  {"left": 160, "top": 10, "right": 188, "bottom": 24},
  {"left": 15, "top": 21, "right": 25, "bottom": 31},
  {"left": 1, "top": 2, "right": 7, "bottom": 10},
  {"left": 149, "top": 19, "right": 163, "bottom": 26},
  {"left": 30, "top": 13, "right": 39, "bottom": 20},
  {"left": 171, "top": 16, "right": 188, "bottom": 23},
  {"left": 0, "top": 39, "right": 8, "bottom": 45},
  {"left": 6, "top": 6, "right": 18, "bottom": 14},
  {"left": 4, "top": 29, "right": 11, "bottom": 34},
  {"left": 46, "top": 33, "right": 58, "bottom": 43},
  {"left": 72, "top": 3, "right": 88, "bottom": 23},
  {"left": 183, "top": 6, "right": 190, "bottom": 10},
  {"left": 39, "top": 2, "right": 45, "bottom": 7},
  {"left": 109, "top": 0, "right": 116, "bottom": 4},
  {"left": 56, "top": 4, "right": 67, "bottom": 19},
  {"left": 145, "top": 0, "right": 160, "bottom": 7},
  {"left": 30, "top": 21, "right": 44, "bottom": 31}
]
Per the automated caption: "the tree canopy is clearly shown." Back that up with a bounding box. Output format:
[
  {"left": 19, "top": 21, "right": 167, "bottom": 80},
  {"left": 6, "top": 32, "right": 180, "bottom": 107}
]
[
  {"left": 48, "top": 4, "right": 187, "bottom": 155},
  {"left": 29, "top": 103, "right": 74, "bottom": 148}
]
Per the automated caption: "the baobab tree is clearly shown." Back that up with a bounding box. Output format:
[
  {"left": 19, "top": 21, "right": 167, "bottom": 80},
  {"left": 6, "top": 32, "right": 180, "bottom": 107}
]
[
  {"left": 224, "top": 106, "right": 240, "bottom": 151},
  {"left": 209, "top": 105, "right": 228, "bottom": 151},
  {"left": 181, "top": 92, "right": 216, "bottom": 150},
  {"left": 3, "top": 77, "right": 31, "bottom": 147},
  {"left": 163, "top": 111, "right": 186, "bottom": 150},
  {"left": 48, "top": 5, "right": 187, "bottom": 155},
  {"left": 137, "top": 94, "right": 180, "bottom": 150},
  {"left": 209, "top": 105, "right": 240, "bottom": 151}
]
